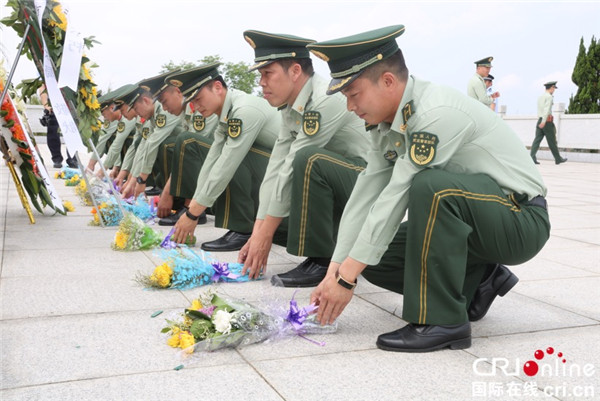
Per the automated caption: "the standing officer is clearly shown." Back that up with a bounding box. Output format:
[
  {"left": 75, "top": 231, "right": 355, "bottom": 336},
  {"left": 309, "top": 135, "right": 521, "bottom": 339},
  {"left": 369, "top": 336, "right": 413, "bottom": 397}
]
[
  {"left": 307, "top": 25, "right": 550, "bottom": 352},
  {"left": 530, "top": 81, "right": 567, "bottom": 165},
  {"left": 170, "top": 63, "right": 281, "bottom": 251},
  {"left": 467, "top": 57, "right": 500, "bottom": 107},
  {"left": 484, "top": 74, "right": 497, "bottom": 112},
  {"left": 238, "top": 30, "right": 370, "bottom": 287}
]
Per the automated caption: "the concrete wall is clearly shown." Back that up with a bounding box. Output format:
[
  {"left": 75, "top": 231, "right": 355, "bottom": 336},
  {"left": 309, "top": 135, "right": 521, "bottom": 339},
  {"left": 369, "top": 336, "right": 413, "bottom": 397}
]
[{"left": 500, "top": 103, "right": 600, "bottom": 163}]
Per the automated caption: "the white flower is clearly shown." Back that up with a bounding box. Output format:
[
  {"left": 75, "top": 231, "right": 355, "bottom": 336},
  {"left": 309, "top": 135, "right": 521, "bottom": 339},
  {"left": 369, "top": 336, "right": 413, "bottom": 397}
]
[{"left": 212, "top": 310, "right": 233, "bottom": 334}]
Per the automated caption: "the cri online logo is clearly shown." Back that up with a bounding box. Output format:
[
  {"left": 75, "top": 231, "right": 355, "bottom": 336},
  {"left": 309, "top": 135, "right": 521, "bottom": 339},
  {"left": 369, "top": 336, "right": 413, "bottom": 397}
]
[
  {"left": 473, "top": 345, "right": 595, "bottom": 378},
  {"left": 523, "top": 346, "right": 565, "bottom": 377}
]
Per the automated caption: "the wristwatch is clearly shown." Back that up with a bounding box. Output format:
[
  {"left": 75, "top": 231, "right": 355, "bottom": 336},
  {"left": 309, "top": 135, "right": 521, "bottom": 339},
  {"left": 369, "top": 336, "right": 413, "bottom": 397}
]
[
  {"left": 185, "top": 209, "right": 201, "bottom": 221},
  {"left": 335, "top": 269, "right": 357, "bottom": 290},
  {"left": 136, "top": 176, "right": 147, "bottom": 185}
]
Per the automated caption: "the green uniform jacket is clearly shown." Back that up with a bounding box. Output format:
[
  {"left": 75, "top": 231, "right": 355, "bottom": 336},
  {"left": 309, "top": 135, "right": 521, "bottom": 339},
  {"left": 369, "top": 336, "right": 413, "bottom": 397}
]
[
  {"left": 467, "top": 73, "right": 493, "bottom": 106},
  {"left": 257, "top": 74, "right": 370, "bottom": 219},
  {"left": 333, "top": 76, "right": 547, "bottom": 266},
  {"left": 537, "top": 92, "right": 553, "bottom": 120},
  {"left": 193, "top": 89, "right": 280, "bottom": 207},
  {"left": 131, "top": 102, "right": 183, "bottom": 177},
  {"left": 91, "top": 120, "right": 118, "bottom": 161},
  {"left": 103, "top": 116, "right": 137, "bottom": 169},
  {"left": 121, "top": 116, "right": 146, "bottom": 172}
]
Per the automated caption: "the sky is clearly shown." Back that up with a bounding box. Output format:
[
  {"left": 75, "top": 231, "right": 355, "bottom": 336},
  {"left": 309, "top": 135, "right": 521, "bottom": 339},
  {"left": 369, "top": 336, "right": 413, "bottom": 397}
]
[{"left": 1, "top": 0, "right": 599, "bottom": 115}]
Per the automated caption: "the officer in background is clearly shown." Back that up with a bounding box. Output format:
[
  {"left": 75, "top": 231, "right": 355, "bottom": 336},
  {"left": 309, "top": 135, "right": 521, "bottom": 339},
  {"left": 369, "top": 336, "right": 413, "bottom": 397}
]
[
  {"left": 39, "top": 84, "right": 77, "bottom": 168},
  {"left": 170, "top": 63, "right": 281, "bottom": 251},
  {"left": 467, "top": 57, "right": 499, "bottom": 107},
  {"left": 307, "top": 25, "right": 550, "bottom": 352},
  {"left": 483, "top": 74, "right": 497, "bottom": 112},
  {"left": 239, "top": 30, "right": 370, "bottom": 288},
  {"left": 530, "top": 81, "right": 567, "bottom": 165}
]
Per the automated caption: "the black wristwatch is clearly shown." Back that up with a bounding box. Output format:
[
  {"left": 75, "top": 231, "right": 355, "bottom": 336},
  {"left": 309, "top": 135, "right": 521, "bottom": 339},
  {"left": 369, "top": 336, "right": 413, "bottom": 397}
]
[
  {"left": 335, "top": 270, "right": 357, "bottom": 290},
  {"left": 185, "top": 209, "right": 201, "bottom": 221},
  {"left": 136, "top": 176, "right": 147, "bottom": 185}
]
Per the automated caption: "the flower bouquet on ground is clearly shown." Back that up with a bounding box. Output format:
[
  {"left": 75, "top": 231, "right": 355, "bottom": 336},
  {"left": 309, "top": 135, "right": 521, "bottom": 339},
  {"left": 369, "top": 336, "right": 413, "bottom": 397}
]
[
  {"left": 136, "top": 247, "right": 251, "bottom": 290},
  {"left": 162, "top": 290, "right": 337, "bottom": 356},
  {"left": 55, "top": 167, "right": 81, "bottom": 180},
  {"left": 65, "top": 174, "right": 81, "bottom": 186},
  {"left": 90, "top": 195, "right": 156, "bottom": 227},
  {"left": 111, "top": 213, "right": 162, "bottom": 251}
]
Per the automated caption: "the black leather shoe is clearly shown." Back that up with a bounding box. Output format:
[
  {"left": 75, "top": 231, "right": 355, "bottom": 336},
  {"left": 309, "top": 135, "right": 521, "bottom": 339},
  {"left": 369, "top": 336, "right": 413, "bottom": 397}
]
[
  {"left": 201, "top": 231, "right": 250, "bottom": 252},
  {"left": 532, "top": 158, "right": 540, "bottom": 165},
  {"left": 468, "top": 264, "right": 519, "bottom": 322},
  {"left": 376, "top": 323, "right": 471, "bottom": 352},
  {"left": 53, "top": 163, "right": 62, "bottom": 168},
  {"left": 158, "top": 208, "right": 186, "bottom": 226},
  {"left": 555, "top": 157, "right": 567, "bottom": 165},
  {"left": 270, "top": 258, "right": 328, "bottom": 287},
  {"left": 145, "top": 187, "right": 162, "bottom": 196}
]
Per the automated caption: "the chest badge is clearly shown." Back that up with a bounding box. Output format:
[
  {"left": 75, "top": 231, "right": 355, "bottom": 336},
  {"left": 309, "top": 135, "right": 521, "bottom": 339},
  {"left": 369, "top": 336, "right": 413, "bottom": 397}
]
[
  {"left": 409, "top": 132, "right": 439, "bottom": 166},
  {"left": 103, "top": 119, "right": 110, "bottom": 129},
  {"left": 303, "top": 111, "right": 321, "bottom": 136},
  {"left": 142, "top": 127, "right": 150, "bottom": 139},
  {"left": 155, "top": 114, "right": 166, "bottom": 128},
  {"left": 228, "top": 118, "right": 242, "bottom": 138},
  {"left": 193, "top": 115, "right": 205, "bottom": 132},
  {"left": 117, "top": 121, "right": 125, "bottom": 132}
]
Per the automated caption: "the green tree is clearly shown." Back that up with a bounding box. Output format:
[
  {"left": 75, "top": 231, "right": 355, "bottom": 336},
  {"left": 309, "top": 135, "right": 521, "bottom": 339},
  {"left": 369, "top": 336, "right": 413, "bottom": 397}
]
[
  {"left": 159, "top": 55, "right": 259, "bottom": 94},
  {"left": 567, "top": 36, "right": 600, "bottom": 114}
]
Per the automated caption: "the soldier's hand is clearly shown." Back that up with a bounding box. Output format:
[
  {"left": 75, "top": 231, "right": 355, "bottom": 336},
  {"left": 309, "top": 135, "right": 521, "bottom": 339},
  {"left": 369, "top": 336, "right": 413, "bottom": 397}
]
[
  {"left": 242, "top": 231, "right": 272, "bottom": 279},
  {"left": 238, "top": 240, "right": 251, "bottom": 264},
  {"left": 172, "top": 213, "right": 197, "bottom": 244},
  {"left": 314, "top": 271, "right": 353, "bottom": 325},
  {"left": 538, "top": 122, "right": 546, "bottom": 129},
  {"left": 157, "top": 194, "right": 174, "bottom": 218}
]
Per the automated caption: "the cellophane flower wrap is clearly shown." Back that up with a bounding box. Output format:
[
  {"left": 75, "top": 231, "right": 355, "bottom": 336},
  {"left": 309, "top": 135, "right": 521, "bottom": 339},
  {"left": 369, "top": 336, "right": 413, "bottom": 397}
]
[
  {"left": 162, "top": 290, "right": 337, "bottom": 357},
  {"left": 90, "top": 194, "right": 156, "bottom": 227},
  {"left": 137, "top": 248, "right": 250, "bottom": 290},
  {"left": 111, "top": 213, "right": 162, "bottom": 251}
]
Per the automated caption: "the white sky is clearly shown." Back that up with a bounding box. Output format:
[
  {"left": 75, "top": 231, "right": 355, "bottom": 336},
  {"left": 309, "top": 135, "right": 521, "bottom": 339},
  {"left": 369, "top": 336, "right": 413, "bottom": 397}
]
[{"left": 1, "top": 0, "right": 599, "bottom": 114}]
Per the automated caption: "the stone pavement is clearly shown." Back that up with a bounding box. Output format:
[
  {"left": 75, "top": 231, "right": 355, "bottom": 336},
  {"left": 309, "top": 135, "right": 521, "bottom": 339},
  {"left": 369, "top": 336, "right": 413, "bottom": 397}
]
[{"left": 1, "top": 147, "right": 599, "bottom": 401}]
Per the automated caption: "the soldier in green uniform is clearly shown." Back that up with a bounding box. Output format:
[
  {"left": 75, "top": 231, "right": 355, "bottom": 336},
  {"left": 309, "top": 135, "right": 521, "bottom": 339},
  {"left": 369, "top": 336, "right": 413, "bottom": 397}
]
[
  {"left": 467, "top": 57, "right": 500, "bottom": 106},
  {"left": 170, "top": 63, "right": 281, "bottom": 251},
  {"left": 121, "top": 70, "right": 184, "bottom": 198},
  {"left": 102, "top": 86, "right": 139, "bottom": 179},
  {"left": 112, "top": 85, "right": 148, "bottom": 186},
  {"left": 86, "top": 93, "right": 120, "bottom": 173},
  {"left": 307, "top": 25, "right": 550, "bottom": 352},
  {"left": 152, "top": 71, "right": 219, "bottom": 225},
  {"left": 238, "top": 30, "right": 370, "bottom": 287},
  {"left": 530, "top": 81, "right": 567, "bottom": 165}
]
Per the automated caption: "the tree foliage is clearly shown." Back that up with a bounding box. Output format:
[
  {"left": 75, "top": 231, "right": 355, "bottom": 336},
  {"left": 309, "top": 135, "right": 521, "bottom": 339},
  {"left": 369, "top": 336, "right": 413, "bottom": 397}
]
[
  {"left": 160, "top": 55, "right": 259, "bottom": 94},
  {"left": 567, "top": 36, "right": 600, "bottom": 114}
]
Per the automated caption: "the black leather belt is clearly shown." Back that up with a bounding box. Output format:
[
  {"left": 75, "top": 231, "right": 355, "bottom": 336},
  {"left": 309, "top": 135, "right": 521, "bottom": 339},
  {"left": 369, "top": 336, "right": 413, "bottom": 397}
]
[{"left": 524, "top": 195, "right": 547, "bottom": 210}]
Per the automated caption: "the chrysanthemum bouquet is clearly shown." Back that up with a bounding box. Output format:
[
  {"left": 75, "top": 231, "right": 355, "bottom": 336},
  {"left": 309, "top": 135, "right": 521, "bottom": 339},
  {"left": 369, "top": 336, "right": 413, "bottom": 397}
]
[
  {"left": 136, "top": 248, "right": 250, "bottom": 290},
  {"left": 162, "top": 290, "right": 337, "bottom": 355},
  {"left": 111, "top": 213, "right": 162, "bottom": 251},
  {"left": 90, "top": 195, "right": 156, "bottom": 227}
]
